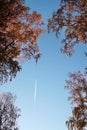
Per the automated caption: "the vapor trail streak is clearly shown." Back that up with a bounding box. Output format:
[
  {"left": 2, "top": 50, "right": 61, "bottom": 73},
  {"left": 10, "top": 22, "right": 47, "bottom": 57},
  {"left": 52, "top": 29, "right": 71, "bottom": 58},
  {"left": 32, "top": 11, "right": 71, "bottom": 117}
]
[{"left": 34, "top": 80, "right": 37, "bottom": 104}]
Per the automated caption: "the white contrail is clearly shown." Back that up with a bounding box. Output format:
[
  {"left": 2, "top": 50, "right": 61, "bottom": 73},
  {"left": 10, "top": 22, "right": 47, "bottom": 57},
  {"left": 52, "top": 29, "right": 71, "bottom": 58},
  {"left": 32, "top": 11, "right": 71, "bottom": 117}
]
[{"left": 34, "top": 80, "right": 37, "bottom": 104}]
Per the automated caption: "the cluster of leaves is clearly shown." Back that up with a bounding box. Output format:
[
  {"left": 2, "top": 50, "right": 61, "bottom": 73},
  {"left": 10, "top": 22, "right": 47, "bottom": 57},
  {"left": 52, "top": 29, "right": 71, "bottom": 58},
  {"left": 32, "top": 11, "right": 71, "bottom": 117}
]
[
  {"left": 47, "top": 1, "right": 87, "bottom": 130},
  {"left": 65, "top": 71, "right": 87, "bottom": 130},
  {"left": 0, "top": 92, "right": 20, "bottom": 130},
  {"left": 48, "top": 0, "right": 87, "bottom": 56},
  {"left": 0, "top": 0, "right": 44, "bottom": 84}
]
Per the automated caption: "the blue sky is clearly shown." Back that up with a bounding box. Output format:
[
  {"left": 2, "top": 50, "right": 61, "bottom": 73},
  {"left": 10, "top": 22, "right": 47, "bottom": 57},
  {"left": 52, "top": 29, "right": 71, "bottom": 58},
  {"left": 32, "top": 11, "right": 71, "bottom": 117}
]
[{"left": 0, "top": 0, "right": 87, "bottom": 130}]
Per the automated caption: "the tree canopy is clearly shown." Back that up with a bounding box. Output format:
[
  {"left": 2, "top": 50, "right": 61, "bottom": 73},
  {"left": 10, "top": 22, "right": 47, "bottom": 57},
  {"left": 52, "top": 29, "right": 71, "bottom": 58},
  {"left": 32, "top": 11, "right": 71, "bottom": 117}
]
[
  {"left": 0, "top": 0, "right": 44, "bottom": 84},
  {"left": 65, "top": 71, "right": 87, "bottom": 130},
  {"left": 48, "top": 0, "right": 87, "bottom": 56},
  {"left": 47, "top": 1, "right": 87, "bottom": 130},
  {"left": 0, "top": 92, "right": 20, "bottom": 130},
  {"left": 0, "top": 0, "right": 87, "bottom": 130}
]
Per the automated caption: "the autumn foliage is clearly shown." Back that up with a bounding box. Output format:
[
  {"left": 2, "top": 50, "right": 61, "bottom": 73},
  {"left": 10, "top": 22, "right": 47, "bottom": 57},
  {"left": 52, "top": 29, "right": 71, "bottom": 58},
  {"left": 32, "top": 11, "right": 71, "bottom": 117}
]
[
  {"left": 48, "top": 1, "right": 87, "bottom": 130},
  {"left": 0, "top": 0, "right": 44, "bottom": 84},
  {"left": 48, "top": 0, "right": 87, "bottom": 56},
  {"left": 65, "top": 71, "right": 87, "bottom": 130}
]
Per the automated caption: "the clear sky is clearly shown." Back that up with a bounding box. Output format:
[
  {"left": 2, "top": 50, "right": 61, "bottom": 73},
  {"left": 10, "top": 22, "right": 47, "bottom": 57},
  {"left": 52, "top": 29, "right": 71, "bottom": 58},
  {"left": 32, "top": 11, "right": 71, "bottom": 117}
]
[{"left": 0, "top": 0, "right": 87, "bottom": 130}]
